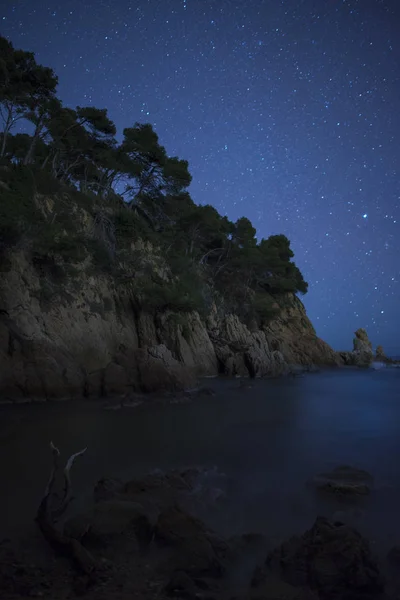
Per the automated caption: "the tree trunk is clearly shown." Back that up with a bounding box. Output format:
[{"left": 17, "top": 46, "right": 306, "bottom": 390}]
[
  {"left": 41, "top": 152, "right": 51, "bottom": 170},
  {"left": 23, "top": 123, "right": 43, "bottom": 165},
  {"left": 0, "top": 113, "right": 13, "bottom": 157}
]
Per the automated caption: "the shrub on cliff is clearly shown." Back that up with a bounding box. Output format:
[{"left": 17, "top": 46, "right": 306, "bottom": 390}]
[
  {"left": 0, "top": 165, "right": 42, "bottom": 247},
  {"left": 251, "top": 293, "right": 281, "bottom": 325},
  {"left": 137, "top": 273, "right": 206, "bottom": 315}
]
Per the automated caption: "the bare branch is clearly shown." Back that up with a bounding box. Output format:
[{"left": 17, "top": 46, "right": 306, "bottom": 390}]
[
  {"left": 52, "top": 446, "right": 87, "bottom": 519},
  {"left": 44, "top": 441, "right": 60, "bottom": 497},
  {"left": 199, "top": 247, "right": 225, "bottom": 265},
  {"left": 36, "top": 443, "right": 96, "bottom": 576}
]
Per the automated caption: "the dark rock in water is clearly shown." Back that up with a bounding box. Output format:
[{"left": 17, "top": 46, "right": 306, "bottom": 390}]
[
  {"left": 310, "top": 465, "right": 373, "bottom": 496},
  {"left": 339, "top": 328, "right": 374, "bottom": 368},
  {"left": 155, "top": 506, "right": 231, "bottom": 577},
  {"left": 259, "top": 516, "right": 384, "bottom": 600},
  {"left": 123, "top": 468, "right": 198, "bottom": 497},
  {"left": 93, "top": 477, "right": 125, "bottom": 502},
  {"left": 64, "top": 499, "right": 155, "bottom": 546},
  {"left": 165, "top": 570, "right": 199, "bottom": 598}
]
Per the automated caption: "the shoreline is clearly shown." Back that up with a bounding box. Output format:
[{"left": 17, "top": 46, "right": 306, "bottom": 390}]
[
  {"left": 2, "top": 359, "right": 400, "bottom": 407},
  {"left": 0, "top": 363, "right": 347, "bottom": 407},
  {"left": 1, "top": 463, "right": 400, "bottom": 599}
]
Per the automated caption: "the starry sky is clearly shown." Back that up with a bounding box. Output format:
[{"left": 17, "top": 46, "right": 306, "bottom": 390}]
[{"left": 1, "top": 0, "right": 399, "bottom": 353}]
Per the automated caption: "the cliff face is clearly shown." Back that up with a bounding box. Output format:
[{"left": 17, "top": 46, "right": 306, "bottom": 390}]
[{"left": 0, "top": 250, "right": 341, "bottom": 402}]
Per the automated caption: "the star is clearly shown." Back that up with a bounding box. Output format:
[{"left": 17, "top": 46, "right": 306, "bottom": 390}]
[{"left": 1, "top": 0, "right": 399, "bottom": 351}]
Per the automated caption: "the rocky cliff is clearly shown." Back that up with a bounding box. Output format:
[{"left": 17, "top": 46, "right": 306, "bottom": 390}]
[{"left": 0, "top": 247, "right": 341, "bottom": 402}]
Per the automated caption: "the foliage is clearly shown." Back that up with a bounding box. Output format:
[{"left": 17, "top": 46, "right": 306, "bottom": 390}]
[
  {"left": 136, "top": 276, "right": 205, "bottom": 314},
  {"left": 0, "top": 165, "right": 43, "bottom": 246},
  {"left": 0, "top": 34, "right": 310, "bottom": 325},
  {"left": 251, "top": 293, "right": 281, "bottom": 325}
]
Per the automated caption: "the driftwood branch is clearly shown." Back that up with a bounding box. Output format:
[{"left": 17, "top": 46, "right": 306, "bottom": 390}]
[
  {"left": 36, "top": 442, "right": 96, "bottom": 575},
  {"left": 53, "top": 445, "right": 88, "bottom": 519}
]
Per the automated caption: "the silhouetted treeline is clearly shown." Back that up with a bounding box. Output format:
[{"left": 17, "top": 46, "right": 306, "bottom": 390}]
[{"left": 0, "top": 35, "right": 308, "bottom": 322}]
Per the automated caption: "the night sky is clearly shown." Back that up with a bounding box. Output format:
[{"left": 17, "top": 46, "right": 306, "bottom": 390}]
[{"left": 1, "top": 0, "right": 399, "bottom": 353}]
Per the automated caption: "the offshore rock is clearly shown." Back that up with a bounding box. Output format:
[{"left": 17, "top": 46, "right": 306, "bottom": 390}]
[
  {"left": 309, "top": 465, "right": 373, "bottom": 496},
  {"left": 353, "top": 327, "right": 374, "bottom": 366},
  {"left": 339, "top": 328, "right": 374, "bottom": 368}
]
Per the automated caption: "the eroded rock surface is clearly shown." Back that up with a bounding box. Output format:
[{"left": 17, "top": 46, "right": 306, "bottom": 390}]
[{"left": 0, "top": 251, "right": 342, "bottom": 401}]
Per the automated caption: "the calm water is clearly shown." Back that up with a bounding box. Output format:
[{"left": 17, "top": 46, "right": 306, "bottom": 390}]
[{"left": 1, "top": 367, "right": 400, "bottom": 556}]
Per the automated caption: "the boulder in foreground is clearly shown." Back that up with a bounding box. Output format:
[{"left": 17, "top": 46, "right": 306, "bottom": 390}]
[{"left": 254, "top": 516, "right": 384, "bottom": 600}]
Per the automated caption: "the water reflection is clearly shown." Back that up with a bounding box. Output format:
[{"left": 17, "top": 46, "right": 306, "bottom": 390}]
[{"left": 1, "top": 368, "right": 400, "bottom": 555}]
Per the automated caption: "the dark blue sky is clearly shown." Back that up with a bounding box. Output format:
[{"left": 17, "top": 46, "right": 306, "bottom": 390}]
[{"left": 1, "top": 0, "right": 399, "bottom": 352}]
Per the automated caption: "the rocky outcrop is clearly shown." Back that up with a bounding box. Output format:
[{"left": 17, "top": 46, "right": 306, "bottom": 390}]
[
  {"left": 135, "top": 344, "right": 197, "bottom": 392},
  {"left": 339, "top": 328, "right": 374, "bottom": 368},
  {"left": 208, "top": 312, "right": 289, "bottom": 378},
  {"left": 207, "top": 298, "right": 342, "bottom": 379},
  {"left": 353, "top": 328, "right": 374, "bottom": 365},
  {"left": 253, "top": 516, "right": 384, "bottom": 600},
  {"left": 3, "top": 467, "right": 388, "bottom": 600},
  {"left": 264, "top": 295, "right": 342, "bottom": 367},
  {"left": 0, "top": 251, "right": 342, "bottom": 401}
]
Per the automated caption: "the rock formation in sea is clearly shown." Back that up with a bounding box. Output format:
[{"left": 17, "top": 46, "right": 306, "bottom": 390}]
[{"left": 339, "top": 328, "right": 374, "bottom": 368}]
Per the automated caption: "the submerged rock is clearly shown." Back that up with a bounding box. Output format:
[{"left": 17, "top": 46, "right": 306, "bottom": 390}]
[
  {"left": 155, "top": 505, "right": 230, "bottom": 577},
  {"left": 93, "top": 477, "right": 125, "bottom": 502},
  {"left": 64, "top": 499, "right": 155, "bottom": 546},
  {"left": 256, "top": 516, "right": 384, "bottom": 600},
  {"left": 310, "top": 465, "right": 373, "bottom": 496}
]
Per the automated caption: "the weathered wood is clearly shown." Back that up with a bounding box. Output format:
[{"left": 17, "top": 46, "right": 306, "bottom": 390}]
[{"left": 36, "top": 442, "right": 96, "bottom": 575}]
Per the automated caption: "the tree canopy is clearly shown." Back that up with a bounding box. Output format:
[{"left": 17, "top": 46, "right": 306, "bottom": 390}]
[{"left": 0, "top": 35, "right": 308, "bottom": 323}]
